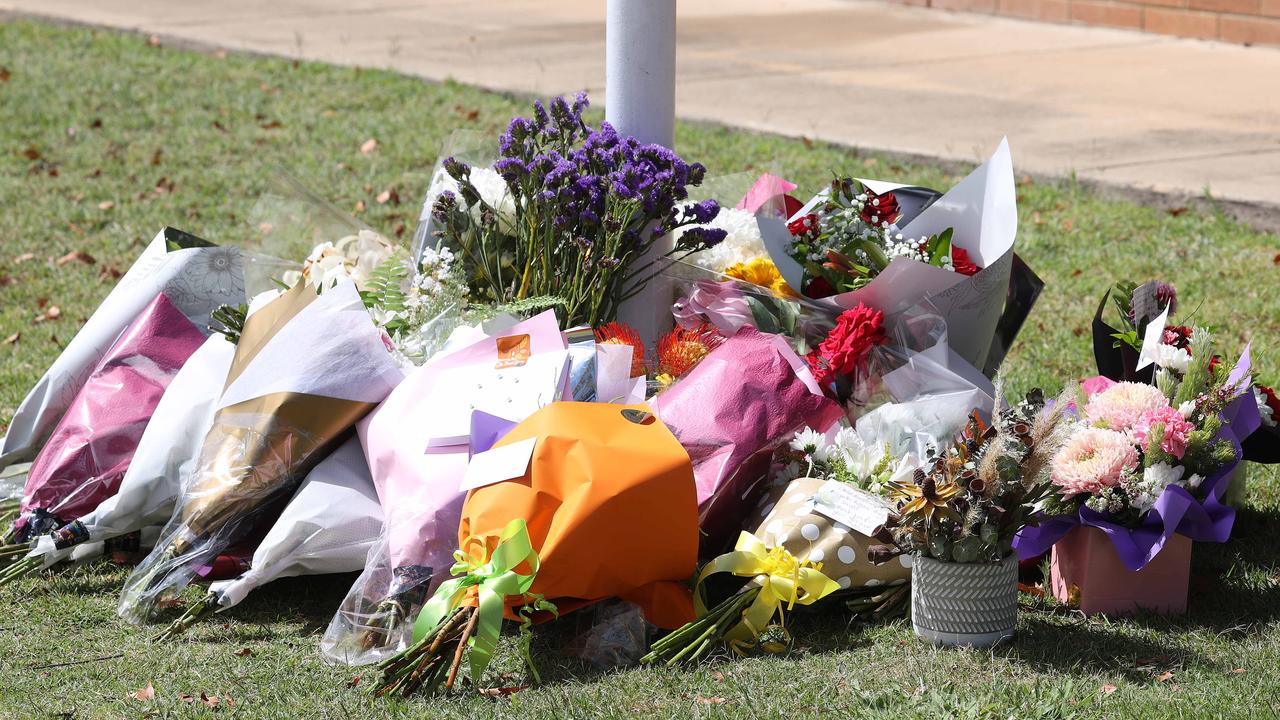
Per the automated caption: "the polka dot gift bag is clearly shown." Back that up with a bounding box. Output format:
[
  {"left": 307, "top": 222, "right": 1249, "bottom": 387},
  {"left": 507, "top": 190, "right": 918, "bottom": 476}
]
[{"left": 642, "top": 475, "right": 908, "bottom": 666}]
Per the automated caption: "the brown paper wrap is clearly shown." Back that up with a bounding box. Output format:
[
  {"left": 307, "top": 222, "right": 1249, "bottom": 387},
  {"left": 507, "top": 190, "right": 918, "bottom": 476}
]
[{"left": 751, "top": 476, "right": 910, "bottom": 591}]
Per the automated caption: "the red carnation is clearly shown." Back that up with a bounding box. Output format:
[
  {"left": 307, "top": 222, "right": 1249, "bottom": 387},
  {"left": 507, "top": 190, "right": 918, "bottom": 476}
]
[
  {"left": 804, "top": 275, "right": 835, "bottom": 299},
  {"left": 806, "top": 303, "right": 887, "bottom": 388},
  {"left": 1209, "top": 355, "right": 1222, "bottom": 373},
  {"left": 1162, "top": 325, "right": 1193, "bottom": 350},
  {"left": 951, "top": 246, "right": 980, "bottom": 276},
  {"left": 860, "top": 190, "right": 900, "bottom": 226}
]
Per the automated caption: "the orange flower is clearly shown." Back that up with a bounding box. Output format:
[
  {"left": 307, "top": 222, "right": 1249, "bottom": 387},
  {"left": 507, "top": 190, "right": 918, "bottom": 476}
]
[
  {"left": 724, "top": 257, "right": 799, "bottom": 298},
  {"left": 656, "top": 323, "right": 722, "bottom": 380},
  {"left": 595, "top": 321, "right": 647, "bottom": 378}
]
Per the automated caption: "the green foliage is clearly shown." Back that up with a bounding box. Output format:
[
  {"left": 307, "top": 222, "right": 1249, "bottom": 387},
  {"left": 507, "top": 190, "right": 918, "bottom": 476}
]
[{"left": 209, "top": 303, "right": 248, "bottom": 344}]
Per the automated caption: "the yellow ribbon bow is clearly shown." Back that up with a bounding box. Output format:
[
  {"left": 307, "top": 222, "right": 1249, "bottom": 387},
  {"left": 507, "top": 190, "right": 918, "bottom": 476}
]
[{"left": 696, "top": 531, "right": 840, "bottom": 649}]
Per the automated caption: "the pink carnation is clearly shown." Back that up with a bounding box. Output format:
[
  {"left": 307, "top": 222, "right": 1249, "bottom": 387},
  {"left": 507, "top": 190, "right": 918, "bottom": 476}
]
[
  {"left": 1133, "top": 405, "right": 1194, "bottom": 459},
  {"left": 1083, "top": 381, "right": 1170, "bottom": 432},
  {"left": 1051, "top": 428, "right": 1138, "bottom": 496}
]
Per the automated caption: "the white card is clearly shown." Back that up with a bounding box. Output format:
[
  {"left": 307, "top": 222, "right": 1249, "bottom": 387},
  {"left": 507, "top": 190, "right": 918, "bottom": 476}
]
[
  {"left": 459, "top": 437, "right": 537, "bottom": 492},
  {"left": 422, "top": 350, "right": 569, "bottom": 447},
  {"left": 811, "top": 480, "right": 894, "bottom": 536},
  {"left": 1135, "top": 304, "right": 1171, "bottom": 372}
]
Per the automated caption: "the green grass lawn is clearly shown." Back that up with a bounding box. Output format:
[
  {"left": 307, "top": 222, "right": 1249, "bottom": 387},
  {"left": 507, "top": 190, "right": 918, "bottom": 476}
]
[{"left": 2, "top": 18, "right": 1280, "bottom": 720}]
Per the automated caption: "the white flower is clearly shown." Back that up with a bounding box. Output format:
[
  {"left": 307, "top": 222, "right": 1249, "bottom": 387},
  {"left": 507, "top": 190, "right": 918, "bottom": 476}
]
[
  {"left": 298, "top": 229, "right": 394, "bottom": 290},
  {"left": 1186, "top": 474, "right": 1204, "bottom": 489},
  {"left": 1178, "top": 400, "right": 1197, "bottom": 419},
  {"left": 423, "top": 165, "right": 516, "bottom": 225},
  {"left": 789, "top": 427, "right": 825, "bottom": 457},
  {"left": 832, "top": 426, "right": 885, "bottom": 477},
  {"left": 1131, "top": 462, "right": 1185, "bottom": 513},
  {"left": 1150, "top": 343, "right": 1192, "bottom": 374},
  {"left": 1254, "top": 386, "right": 1277, "bottom": 428},
  {"left": 681, "top": 206, "right": 768, "bottom": 273}
]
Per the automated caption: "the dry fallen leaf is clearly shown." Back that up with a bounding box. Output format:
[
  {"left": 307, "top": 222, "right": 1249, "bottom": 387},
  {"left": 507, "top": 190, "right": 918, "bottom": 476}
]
[
  {"left": 354, "top": 200, "right": 366, "bottom": 213},
  {"left": 0, "top": 274, "right": 13, "bottom": 286},
  {"left": 13, "top": 252, "right": 35, "bottom": 263},
  {"left": 56, "top": 251, "right": 96, "bottom": 266},
  {"left": 99, "top": 266, "right": 123, "bottom": 282},
  {"left": 392, "top": 221, "right": 406, "bottom": 237},
  {"left": 1156, "top": 671, "right": 1174, "bottom": 683},
  {"left": 155, "top": 177, "right": 176, "bottom": 195},
  {"left": 21, "top": 147, "right": 41, "bottom": 161},
  {"left": 4, "top": 333, "right": 20, "bottom": 345},
  {"left": 376, "top": 189, "right": 400, "bottom": 205},
  {"left": 346, "top": 675, "right": 362, "bottom": 688},
  {"left": 129, "top": 683, "right": 155, "bottom": 701},
  {"left": 1166, "top": 206, "right": 1189, "bottom": 217},
  {"left": 696, "top": 696, "right": 728, "bottom": 705},
  {"left": 1230, "top": 668, "right": 1246, "bottom": 674},
  {"left": 360, "top": 138, "right": 379, "bottom": 155},
  {"left": 477, "top": 685, "right": 528, "bottom": 697},
  {"left": 34, "top": 306, "right": 63, "bottom": 324},
  {"left": 233, "top": 647, "right": 252, "bottom": 657},
  {"left": 1100, "top": 684, "right": 1118, "bottom": 695},
  {"left": 200, "top": 692, "right": 219, "bottom": 708},
  {"left": 179, "top": 693, "right": 195, "bottom": 703},
  {"left": 147, "top": 34, "right": 162, "bottom": 47},
  {"left": 98, "top": 201, "right": 115, "bottom": 211},
  {"left": 0, "top": 67, "right": 10, "bottom": 82}
]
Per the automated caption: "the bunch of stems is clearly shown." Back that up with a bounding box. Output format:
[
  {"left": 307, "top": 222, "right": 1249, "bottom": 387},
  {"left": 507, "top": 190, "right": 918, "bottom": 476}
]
[
  {"left": 374, "top": 605, "right": 479, "bottom": 697},
  {"left": 639, "top": 585, "right": 761, "bottom": 666},
  {"left": 155, "top": 591, "right": 220, "bottom": 640},
  {"left": 358, "top": 597, "right": 409, "bottom": 651},
  {"left": 843, "top": 583, "right": 910, "bottom": 621},
  {"left": 0, "top": 554, "right": 41, "bottom": 586}
]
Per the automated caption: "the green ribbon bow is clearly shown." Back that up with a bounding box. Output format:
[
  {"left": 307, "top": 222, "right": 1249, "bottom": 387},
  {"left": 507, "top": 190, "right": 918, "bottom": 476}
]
[{"left": 411, "top": 518, "right": 541, "bottom": 681}]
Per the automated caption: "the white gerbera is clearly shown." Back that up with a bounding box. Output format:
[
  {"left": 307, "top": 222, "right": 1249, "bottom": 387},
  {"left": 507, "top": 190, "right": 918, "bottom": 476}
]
[
  {"left": 832, "top": 426, "right": 885, "bottom": 478},
  {"left": 789, "top": 427, "right": 825, "bottom": 457}
]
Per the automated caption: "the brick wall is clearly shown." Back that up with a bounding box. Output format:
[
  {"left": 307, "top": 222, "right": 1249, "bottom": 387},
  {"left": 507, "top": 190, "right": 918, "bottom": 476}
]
[{"left": 888, "top": 0, "right": 1280, "bottom": 45}]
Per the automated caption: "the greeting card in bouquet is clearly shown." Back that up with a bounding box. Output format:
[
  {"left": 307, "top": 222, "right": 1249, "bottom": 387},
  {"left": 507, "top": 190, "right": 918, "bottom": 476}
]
[
  {"left": 118, "top": 279, "right": 402, "bottom": 623},
  {"left": 0, "top": 228, "right": 246, "bottom": 474}
]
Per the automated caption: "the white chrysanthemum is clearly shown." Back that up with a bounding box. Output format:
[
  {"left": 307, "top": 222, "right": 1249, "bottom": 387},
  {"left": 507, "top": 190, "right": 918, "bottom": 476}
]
[
  {"left": 1151, "top": 343, "right": 1192, "bottom": 374},
  {"left": 789, "top": 427, "right": 825, "bottom": 457},
  {"left": 1131, "top": 462, "right": 1185, "bottom": 513},
  {"left": 1178, "top": 400, "right": 1197, "bottom": 419},
  {"left": 832, "top": 426, "right": 885, "bottom": 477},
  {"left": 680, "top": 206, "right": 767, "bottom": 273},
  {"left": 1255, "top": 386, "right": 1276, "bottom": 428}
]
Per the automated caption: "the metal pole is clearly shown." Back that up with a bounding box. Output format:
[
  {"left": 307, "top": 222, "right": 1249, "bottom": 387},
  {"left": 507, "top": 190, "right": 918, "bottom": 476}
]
[{"left": 607, "top": 0, "right": 677, "bottom": 343}]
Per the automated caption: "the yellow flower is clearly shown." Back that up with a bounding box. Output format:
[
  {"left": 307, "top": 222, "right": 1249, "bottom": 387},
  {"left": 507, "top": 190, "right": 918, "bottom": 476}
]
[{"left": 724, "top": 257, "right": 799, "bottom": 298}]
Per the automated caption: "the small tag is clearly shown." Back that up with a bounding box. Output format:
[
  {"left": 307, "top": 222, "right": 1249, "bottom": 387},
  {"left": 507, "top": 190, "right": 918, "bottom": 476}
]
[
  {"left": 495, "top": 334, "right": 531, "bottom": 369},
  {"left": 811, "top": 480, "right": 894, "bottom": 536},
  {"left": 460, "top": 437, "right": 537, "bottom": 492},
  {"left": 1135, "top": 304, "right": 1171, "bottom": 372}
]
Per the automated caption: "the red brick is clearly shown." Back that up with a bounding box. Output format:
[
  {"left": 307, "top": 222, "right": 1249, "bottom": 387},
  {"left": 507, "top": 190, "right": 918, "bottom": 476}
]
[
  {"left": 1039, "top": 0, "right": 1072, "bottom": 20},
  {"left": 1188, "top": 0, "right": 1259, "bottom": 13},
  {"left": 932, "top": 0, "right": 1000, "bottom": 12},
  {"left": 1144, "top": 7, "right": 1219, "bottom": 38},
  {"left": 1259, "top": 0, "right": 1280, "bottom": 15},
  {"left": 1220, "top": 15, "right": 1280, "bottom": 44},
  {"left": 1071, "top": 0, "right": 1145, "bottom": 27},
  {"left": 1128, "top": 0, "right": 1188, "bottom": 8},
  {"left": 998, "top": 0, "right": 1042, "bottom": 18}
]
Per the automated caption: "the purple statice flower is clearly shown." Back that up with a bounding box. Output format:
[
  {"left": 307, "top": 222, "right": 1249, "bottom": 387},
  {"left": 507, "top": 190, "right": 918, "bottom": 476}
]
[
  {"left": 676, "top": 226, "right": 728, "bottom": 250},
  {"left": 683, "top": 199, "right": 720, "bottom": 225}
]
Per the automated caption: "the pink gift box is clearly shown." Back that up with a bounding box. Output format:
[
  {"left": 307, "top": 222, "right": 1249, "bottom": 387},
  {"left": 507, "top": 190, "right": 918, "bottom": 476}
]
[{"left": 1050, "top": 526, "right": 1190, "bottom": 616}]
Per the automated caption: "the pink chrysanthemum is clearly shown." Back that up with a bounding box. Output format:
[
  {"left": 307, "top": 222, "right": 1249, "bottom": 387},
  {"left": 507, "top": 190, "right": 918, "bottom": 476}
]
[
  {"left": 1083, "top": 381, "right": 1170, "bottom": 432},
  {"left": 1051, "top": 428, "right": 1138, "bottom": 496},
  {"left": 1133, "top": 405, "right": 1194, "bottom": 459}
]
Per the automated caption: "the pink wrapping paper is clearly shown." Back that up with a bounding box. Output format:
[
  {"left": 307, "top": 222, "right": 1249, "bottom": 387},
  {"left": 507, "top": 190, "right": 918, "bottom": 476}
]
[
  {"left": 356, "top": 311, "right": 566, "bottom": 597},
  {"left": 653, "top": 325, "right": 843, "bottom": 555},
  {"left": 15, "top": 293, "right": 206, "bottom": 539}
]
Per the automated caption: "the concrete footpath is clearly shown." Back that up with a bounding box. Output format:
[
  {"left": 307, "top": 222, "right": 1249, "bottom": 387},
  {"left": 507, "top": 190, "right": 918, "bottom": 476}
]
[{"left": 4, "top": 0, "right": 1279, "bottom": 213}]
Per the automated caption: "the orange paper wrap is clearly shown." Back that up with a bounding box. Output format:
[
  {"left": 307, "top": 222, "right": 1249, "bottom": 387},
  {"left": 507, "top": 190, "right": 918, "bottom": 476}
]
[{"left": 459, "top": 402, "right": 699, "bottom": 629}]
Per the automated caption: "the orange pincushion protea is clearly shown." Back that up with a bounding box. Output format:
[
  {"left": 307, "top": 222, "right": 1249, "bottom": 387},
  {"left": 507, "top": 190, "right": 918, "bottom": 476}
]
[
  {"left": 595, "top": 321, "right": 647, "bottom": 378},
  {"left": 656, "top": 323, "right": 722, "bottom": 381}
]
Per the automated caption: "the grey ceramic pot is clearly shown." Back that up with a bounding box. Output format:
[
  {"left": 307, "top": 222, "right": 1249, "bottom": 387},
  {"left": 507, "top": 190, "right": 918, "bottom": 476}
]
[{"left": 911, "top": 554, "right": 1017, "bottom": 648}]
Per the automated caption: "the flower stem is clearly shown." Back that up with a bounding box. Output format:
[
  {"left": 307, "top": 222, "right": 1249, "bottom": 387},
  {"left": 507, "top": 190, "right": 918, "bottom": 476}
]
[
  {"left": 0, "top": 555, "right": 40, "bottom": 587},
  {"left": 155, "top": 591, "right": 219, "bottom": 641}
]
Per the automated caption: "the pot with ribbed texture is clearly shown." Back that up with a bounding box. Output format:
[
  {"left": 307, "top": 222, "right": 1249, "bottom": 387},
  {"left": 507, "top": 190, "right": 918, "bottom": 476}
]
[{"left": 911, "top": 554, "right": 1017, "bottom": 648}]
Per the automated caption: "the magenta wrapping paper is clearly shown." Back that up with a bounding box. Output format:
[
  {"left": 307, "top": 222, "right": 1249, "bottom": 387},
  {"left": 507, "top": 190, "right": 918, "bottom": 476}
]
[
  {"left": 16, "top": 292, "right": 206, "bottom": 537},
  {"left": 653, "top": 325, "right": 843, "bottom": 553}
]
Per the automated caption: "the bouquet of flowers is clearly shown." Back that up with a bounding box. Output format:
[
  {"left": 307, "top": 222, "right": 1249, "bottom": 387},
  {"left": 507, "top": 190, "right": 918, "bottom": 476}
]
[
  {"left": 118, "top": 278, "right": 403, "bottom": 622},
  {"left": 374, "top": 401, "right": 698, "bottom": 696},
  {"left": 2, "top": 291, "right": 210, "bottom": 549},
  {"left": 677, "top": 140, "right": 1039, "bottom": 375},
  {"left": 423, "top": 93, "right": 727, "bottom": 329},
  {"left": 652, "top": 325, "right": 844, "bottom": 555},
  {"left": 157, "top": 436, "right": 383, "bottom": 638},
  {"left": 1015, "top": 327, "right": 1259, "bottom": 570},
  {"left": 1092, "top": 279, "right": 1279, "bottom": 464},
  {"left": 0, "top": 330, "right": 236, "bottom": 585},
  {"left": 321, "top": 310, "right": 571, "bottom": 665},
  {"left": 0, "top": 228, "right": 245, "bottom": 476}
]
